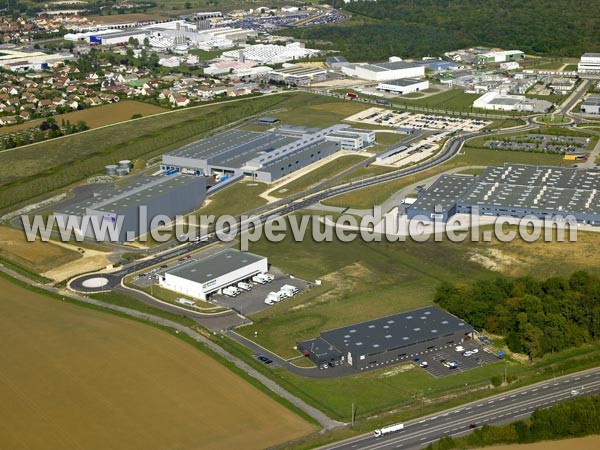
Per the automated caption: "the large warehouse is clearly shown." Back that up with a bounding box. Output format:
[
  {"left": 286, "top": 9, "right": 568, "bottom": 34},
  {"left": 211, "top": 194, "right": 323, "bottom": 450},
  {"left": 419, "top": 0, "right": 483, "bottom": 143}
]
[
  {"left": 297, "top": 306, "right": 474, "bottom": 371},
  {"left": 341, "top": 61, "right": 425, "bottom": 81},
  {"left": 159, "top": 249, "right": 268, "bottom": 300},
  {"left": 578, "top": 53, "right": 600, "bottom": 74},
  {"left": 581, "top": 96, "right": 600, "bottom": 114},
  {"left": 54, "top": 174, "right": 207, "bottom": 243},
  {"left": 473, "top": 92, "right": 552, "bottom": 113},
  {"left": 161, "top": 124, "right": 375, "bottom": 183},
  {"left": 407, "top": 164, "right": 600, "bottom": 226},
  {"left": 377, "top": 78, "right": 430, "bottom": 95},
  {"left": 476, "top": 50, "right": 524, "bottom": 64}
]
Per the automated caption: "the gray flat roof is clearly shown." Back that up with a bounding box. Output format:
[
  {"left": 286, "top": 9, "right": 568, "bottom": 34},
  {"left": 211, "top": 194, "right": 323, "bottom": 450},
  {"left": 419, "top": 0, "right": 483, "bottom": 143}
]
[
  {"left": 361, "top": 61, "right": 421, "bottom": 73},
  {"left": 460, "top": 164, "right": 600, "bottom": 215},
  {"left": 167, "top": 128, "right": 298, "bottom": 168},
  {"left": 89, "top": 175, "right": 204, "bottom": 214},
  {"left": 56, "top": 174, "right": 204, "bottom": 216},
  {"left": 410, "top": 164, "right": 600, "bottom": 217},
  {"left": 167, "top": 249, "right": 265, "bottom": 283},
  {"left": 379, "top": 78, "right": 426, "bottom": 87},
  {"left": 583, "top": 53, "right": 600, "bottom": 58},
  {"left": 410, "top": 174, "right": 477, "bottom": 213},
  {"left": 319, "top": 306, "right": 472, "bottom": 355}
]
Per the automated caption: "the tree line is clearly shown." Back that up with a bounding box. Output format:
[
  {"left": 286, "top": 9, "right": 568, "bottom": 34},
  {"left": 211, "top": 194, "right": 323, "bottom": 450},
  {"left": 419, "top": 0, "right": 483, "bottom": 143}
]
[
  {"left": 281, "top": 0, "right": 600, "bottom": 61},
  {"left": 426, "top": 395, "right": 600, "bottom": 449},
  {"left": 434, "top": 271, "right": 600, "bottom": 360}
]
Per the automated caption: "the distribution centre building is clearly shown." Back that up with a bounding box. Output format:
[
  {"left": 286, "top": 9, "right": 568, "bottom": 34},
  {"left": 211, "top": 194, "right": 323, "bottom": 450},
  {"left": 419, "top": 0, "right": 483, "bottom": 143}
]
[
  {"left": 341, "top": 61, "right": 425, "bottom": 81},
  {"left": 54, "top": 174, "right": 207, "bottom": 243},
  {"left": 377, "top": 78, "right": 430, "bottom": 95},
  {"left": 407, "top": 163, "right": 600, "bottom": 226},
  {"left": 578, "top": 53, "right": 600, "bottom": 74},
  {"left": 159, "top": 249, "right": 268, "bottom": 300},
  {"left": 161, "top": 124, "right": 375, "bottom": 183},
  {"left": 297, "top": 306, "right": 474, "bottom": 371}
]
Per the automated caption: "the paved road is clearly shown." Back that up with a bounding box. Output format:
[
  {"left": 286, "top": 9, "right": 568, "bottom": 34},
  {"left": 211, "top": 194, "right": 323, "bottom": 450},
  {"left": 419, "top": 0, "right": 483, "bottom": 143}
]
[{"left": 320, "top": 368, "right": 600, "bottom": 450}]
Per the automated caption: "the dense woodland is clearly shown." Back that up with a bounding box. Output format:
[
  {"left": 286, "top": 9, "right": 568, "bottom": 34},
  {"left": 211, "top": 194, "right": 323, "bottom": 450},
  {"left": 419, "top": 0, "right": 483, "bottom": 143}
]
[
  {"left": 283, "top": 0, "right": 600, "bottom": 61},
  {"left": 426, "top": 395, "right": 600, "bottom": 449},
  {"left": 434, "top": 272, "right": 600, "bottom": 360}
]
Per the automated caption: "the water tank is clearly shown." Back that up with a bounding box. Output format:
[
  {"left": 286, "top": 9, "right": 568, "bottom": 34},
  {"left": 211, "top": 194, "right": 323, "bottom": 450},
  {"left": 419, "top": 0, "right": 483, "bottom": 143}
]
[
  {"left": 116, "top": 168, "right": 129, "bottom": 177},
  {"left": 118, "top": 160, "right": 132, "bottom": 170},
  {"left": 105, "top": 164, "right": 118, "bottom": 176}
]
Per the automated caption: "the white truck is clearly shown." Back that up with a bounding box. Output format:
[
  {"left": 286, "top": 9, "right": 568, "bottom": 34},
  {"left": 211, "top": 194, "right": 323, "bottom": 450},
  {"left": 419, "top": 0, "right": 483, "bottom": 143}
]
[
  {"left": 280, "top": 284, "right": 299, "bottom": 297},
  {"left": 266, "top": 291, "right": 284, "bottom": 304},
  {"left": 252, "top": 275, "right": 268, "bottom": 284},
  {"left": 373, "top": 423, "right": 404, "bottom": 437},
  {"left": 222, "top": 287, "right": 238, "bottom": 297},
  {"left": 260, "top": 273, "right": 274, "bottom": 282},
  {"left": 237, "top": 281, "right": 252, "bottom": 291}
]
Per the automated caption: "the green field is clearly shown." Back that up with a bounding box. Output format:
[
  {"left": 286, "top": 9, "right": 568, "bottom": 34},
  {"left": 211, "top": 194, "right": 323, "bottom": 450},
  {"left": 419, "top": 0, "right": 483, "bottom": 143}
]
[
  {"left": 200, "top": 180, "right": 269, "bottom": 217},
  {"left": 398, "top": 89, "right": 481, "bottom": 111}
]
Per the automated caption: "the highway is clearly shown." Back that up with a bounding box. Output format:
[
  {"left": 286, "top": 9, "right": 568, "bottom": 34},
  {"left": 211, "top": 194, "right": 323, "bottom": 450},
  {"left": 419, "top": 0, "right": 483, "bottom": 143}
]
[{"left": 321, "top": 368, "right": 600, "bottom": 450}]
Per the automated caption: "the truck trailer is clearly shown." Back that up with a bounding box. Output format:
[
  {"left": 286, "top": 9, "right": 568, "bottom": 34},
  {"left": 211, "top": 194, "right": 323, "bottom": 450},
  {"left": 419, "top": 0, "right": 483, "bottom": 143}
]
[{"left": 373, "top": 423, "right": 404, "bottom": 437}]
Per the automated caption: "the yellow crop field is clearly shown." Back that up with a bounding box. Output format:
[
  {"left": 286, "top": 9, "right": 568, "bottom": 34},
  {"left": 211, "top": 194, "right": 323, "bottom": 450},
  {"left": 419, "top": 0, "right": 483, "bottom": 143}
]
[{"left": 0, "top": 277, "right": 314, "bottom": 450}]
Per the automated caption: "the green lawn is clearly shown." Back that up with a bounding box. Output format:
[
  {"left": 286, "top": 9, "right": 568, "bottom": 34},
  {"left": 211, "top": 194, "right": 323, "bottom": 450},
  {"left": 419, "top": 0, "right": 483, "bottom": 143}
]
[
  {"left": 219, "top": 332, "right": 600, "bottom": 431},
  {"left": 271, "top": 155, "right": 368, "bottom": 198},
  {"left": 199, "top": 180, "right": 269, "bottom": 217},
  {"left": 241, "top": 228, "right": 500, "bottom": 358},
  {"left": 398, "top": 89, "right": 481, "bottom": 111},
  {"left": 271, "top": 94, "right": 370, "bottom": 128}
]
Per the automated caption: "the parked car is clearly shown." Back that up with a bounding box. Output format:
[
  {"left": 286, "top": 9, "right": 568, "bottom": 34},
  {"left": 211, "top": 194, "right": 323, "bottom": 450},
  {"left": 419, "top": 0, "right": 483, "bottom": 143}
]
[
  {"left": 455, "top": 345, "right": 465, "bottom": 352},
  {"left": 419, "top": 361, "right": 429, "bottom": 368}
]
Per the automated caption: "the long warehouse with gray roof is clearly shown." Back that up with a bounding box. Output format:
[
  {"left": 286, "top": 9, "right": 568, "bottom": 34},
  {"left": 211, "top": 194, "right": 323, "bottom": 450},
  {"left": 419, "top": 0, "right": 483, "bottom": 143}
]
[
  {"left": 407, "top": 163, "right": 600, "bottom": 225},
  {"left": 54, "top": 174, "right": 207, "bottom": 243},
  {"left": 161, "top": 124, "right": 375, "bottom": 182},
  {"left": 297, "top": 306, "right": 474, "bottom": 370}
]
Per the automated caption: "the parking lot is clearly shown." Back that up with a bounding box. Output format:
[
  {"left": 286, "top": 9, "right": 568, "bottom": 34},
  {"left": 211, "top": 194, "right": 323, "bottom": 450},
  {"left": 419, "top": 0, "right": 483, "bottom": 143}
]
[
  {"left": 414, "top": 340, "right": 500, "bottom": 378},
  {"left": 210, "top": 273, "right": 309, "bottom": 315}
]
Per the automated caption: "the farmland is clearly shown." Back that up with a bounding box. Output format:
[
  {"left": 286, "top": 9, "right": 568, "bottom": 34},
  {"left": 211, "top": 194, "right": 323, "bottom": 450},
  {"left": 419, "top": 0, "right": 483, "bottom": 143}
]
[
  {"left": 0, "top": 276, "right": 314, "bottom": 450},
  {"left": 0, "top": 101, "right": 165, "bottom": 137}
]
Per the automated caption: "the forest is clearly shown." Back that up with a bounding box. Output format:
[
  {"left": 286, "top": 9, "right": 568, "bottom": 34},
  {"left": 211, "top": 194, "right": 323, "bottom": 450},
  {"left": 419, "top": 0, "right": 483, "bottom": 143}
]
[
  {"left": 434, "top": 271, "right": 600, "bottom": 360},
  {"left": 282, "top": 0, "right": 600, "bottom": 61},
  {"left": 426, "top": 395, "right": 600, "bottom": 449}
]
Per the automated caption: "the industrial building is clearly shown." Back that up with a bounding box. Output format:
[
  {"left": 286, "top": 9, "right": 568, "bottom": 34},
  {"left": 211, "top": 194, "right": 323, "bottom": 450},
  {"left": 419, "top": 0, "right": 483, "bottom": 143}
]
[
  {"left": 341, "top": 61, "right": 425, "bottom": 82},
  {"left": 159, "top": 249, "right": 268, "bottom": 300},
  {"left": 407, "top": 164, "right": 600, "bottom": 226},
  {"left": 376, "top": 78, "right": 430, "bottom": 95},
  {"left": 326, "top": 56, "right": 349, "bottom": 69},
  {"left": 297, "top": 306, "right": 474, "bottom": 370},
  {"left": 221, "top": 43, "right": 320, "bottom": 65},
  {"left": 581, "top": 96, "right": 600, "bottom": 114},
  {"left": 578, "top": 53, "right": 600, "bottom": 74},
  {"left": 324, "top": 128, "right": 376, "bottom": 151},
  {"left": 54, "top": 174, "right": 207, "bottom": 243},
  {"left": 161, "top": 124, "right": 374, "bottom": 183},
  {"left": 473, "top": 91, "right": 553, "bottom": 113},
  {"left": 476, "top": 50, "right": 524, "bottom": 64},
  {"left": 268, "top": 65, "right": 328, "bottom": 85}
]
